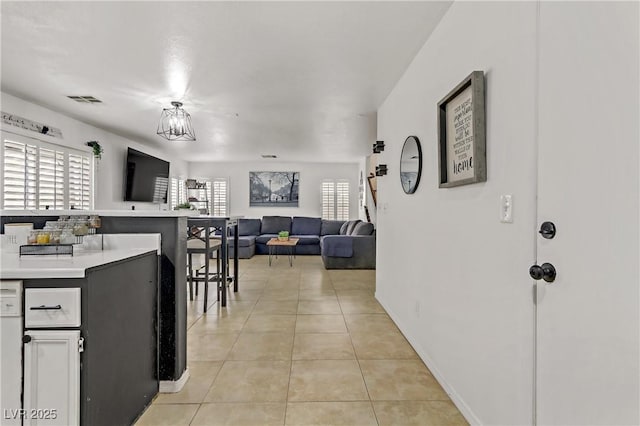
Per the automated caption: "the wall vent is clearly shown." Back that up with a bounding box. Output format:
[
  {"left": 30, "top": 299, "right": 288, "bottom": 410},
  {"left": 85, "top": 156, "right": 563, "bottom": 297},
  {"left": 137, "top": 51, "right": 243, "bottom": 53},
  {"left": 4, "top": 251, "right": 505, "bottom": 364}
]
[
  {"left": 261, "top": 154, "right": 277, "bottom": 158},
  {"left": 67, "top": 96, "right": 102, "bottom": 104}
]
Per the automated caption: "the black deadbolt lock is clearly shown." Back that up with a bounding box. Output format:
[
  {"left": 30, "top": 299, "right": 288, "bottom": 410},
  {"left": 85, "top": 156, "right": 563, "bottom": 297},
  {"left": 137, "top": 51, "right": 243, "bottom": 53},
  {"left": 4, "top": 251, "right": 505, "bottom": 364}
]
[
  {"left": 539, "top": 221, "right": 556, "bottom": 239},
  {"left": 529, "top": 263, "right": 557, "bottom": 283}
]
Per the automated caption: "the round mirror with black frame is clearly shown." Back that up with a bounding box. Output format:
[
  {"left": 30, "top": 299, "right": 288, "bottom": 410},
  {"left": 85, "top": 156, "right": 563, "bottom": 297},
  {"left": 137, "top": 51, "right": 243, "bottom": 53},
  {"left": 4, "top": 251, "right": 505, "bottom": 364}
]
[{"left": 400, "top": 136, "right": 422, "bottom": 194}]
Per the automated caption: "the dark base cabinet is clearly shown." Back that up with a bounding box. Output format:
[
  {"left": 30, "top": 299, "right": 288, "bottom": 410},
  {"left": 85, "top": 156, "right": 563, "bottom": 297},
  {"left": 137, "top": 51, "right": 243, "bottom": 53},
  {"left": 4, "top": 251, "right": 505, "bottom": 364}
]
[
  {"left": 24, "top": 252, "right": 159, "bottom": 426},
  {"left": 3, "top": 214, "right": 188, "bottom": 383}
]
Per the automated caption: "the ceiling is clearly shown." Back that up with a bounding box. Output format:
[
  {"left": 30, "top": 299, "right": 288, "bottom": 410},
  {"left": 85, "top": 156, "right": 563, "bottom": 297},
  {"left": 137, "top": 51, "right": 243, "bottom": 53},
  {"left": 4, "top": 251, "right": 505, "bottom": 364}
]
[{"left": 1, "top": 1, "right": 451, "bottom": 163}]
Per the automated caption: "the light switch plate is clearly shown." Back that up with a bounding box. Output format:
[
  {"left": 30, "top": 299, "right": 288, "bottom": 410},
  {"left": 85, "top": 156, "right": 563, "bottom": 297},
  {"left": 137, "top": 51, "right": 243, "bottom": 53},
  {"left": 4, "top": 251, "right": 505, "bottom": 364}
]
[{"left": 500, "top": 195, "right": 513, "bottom": 223}]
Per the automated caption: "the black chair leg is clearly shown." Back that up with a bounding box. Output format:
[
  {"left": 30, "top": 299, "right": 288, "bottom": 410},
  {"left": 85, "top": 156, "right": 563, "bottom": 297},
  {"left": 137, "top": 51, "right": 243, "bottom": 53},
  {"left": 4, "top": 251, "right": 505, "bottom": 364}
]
[
  {"left": 188, "top": 253, "right": 194, "bottom": 301},
  {"left": 217, "top": 250, "right": 221, "bottom": 301},
  {"left": 204, "top": 251, "right": 210, "bottom": 313}
]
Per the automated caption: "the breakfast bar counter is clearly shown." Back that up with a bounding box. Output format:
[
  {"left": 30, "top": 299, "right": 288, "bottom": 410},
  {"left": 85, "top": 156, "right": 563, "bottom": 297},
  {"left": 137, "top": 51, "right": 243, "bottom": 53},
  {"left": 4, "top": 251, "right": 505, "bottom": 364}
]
[
  {"left": 0, "top": 237, "right": 160, "bottom": 426},
  {"left": 0, "top": 247, "right": 158, "bottom": 279}
]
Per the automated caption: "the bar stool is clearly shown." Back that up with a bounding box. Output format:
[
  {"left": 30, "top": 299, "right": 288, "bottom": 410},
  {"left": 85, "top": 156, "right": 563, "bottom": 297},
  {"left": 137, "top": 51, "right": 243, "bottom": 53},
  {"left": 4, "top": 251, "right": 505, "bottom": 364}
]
[{"left": 187, "top": 227, "right": 222, "bottom": 312}]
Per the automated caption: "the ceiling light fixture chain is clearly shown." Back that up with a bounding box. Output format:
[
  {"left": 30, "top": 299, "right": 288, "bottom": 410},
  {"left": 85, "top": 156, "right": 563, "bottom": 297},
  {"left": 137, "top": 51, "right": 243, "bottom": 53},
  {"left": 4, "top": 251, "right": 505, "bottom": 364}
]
[{"left": 157, "top": 101, "right": 196, "bottom": 141}]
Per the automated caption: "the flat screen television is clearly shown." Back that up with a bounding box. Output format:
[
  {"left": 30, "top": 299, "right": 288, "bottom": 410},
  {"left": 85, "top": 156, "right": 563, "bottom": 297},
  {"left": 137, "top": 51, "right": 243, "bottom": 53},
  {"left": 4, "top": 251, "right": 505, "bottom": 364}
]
[{"left": 124, "top": 148, "right": 170, "bottom": 203}]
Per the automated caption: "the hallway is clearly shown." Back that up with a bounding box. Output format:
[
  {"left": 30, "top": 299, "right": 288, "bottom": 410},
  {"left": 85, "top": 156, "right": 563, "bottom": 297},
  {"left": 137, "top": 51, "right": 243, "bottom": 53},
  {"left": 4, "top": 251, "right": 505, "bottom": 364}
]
[{"left": 136, "top": 256, "right": 467, "bottom": 425}]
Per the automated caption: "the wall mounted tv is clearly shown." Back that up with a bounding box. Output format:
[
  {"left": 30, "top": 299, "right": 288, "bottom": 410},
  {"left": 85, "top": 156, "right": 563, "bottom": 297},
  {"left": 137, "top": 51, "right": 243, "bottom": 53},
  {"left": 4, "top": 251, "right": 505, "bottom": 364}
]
[{"left": 124, "top": 148, "right": 170, "bottom": 203}]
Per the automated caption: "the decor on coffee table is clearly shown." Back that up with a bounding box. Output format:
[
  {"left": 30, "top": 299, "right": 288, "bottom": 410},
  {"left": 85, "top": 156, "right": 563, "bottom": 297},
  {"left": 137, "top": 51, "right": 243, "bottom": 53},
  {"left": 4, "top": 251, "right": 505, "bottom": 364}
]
[
  {"left": 267, "top": 237, "right": 299, "bottom": 267},
  {"left": 250, "top": 171, "right": 299, "bottom": 207},
  {"left": 437, "top": 70, "right": 486, "bottom": 188},
  {"left": 278, "top": 230, "right": 289, "bottom": 241}
]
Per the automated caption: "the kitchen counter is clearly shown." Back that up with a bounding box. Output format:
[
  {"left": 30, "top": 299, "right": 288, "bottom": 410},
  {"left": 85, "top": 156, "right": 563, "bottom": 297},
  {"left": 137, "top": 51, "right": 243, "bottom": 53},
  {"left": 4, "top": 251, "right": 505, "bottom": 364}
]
[
  {"left": 0, "top": 209, "right": 194, "bottom": 217},
  {"left": 0, "top": 248, "right": 157, "bottom": 279},
  {"left": 15, "top": 246, "right": 161, "bottom": 426},
  {"left": 0, "top": 234, "right": 161, "bottom": 279},
  {"left": 0, "top": 212, "right": 190, "bottom": 385}
]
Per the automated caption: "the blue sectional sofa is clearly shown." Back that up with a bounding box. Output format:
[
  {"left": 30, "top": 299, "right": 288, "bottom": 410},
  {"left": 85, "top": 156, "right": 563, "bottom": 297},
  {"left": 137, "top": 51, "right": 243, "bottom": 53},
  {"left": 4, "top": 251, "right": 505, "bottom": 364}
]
[
  {"left": 220, "top": 216, "right": 375, "bottom": 269},
  {"left": 320, "top": 220, "right": 376, "bottom": 269}
]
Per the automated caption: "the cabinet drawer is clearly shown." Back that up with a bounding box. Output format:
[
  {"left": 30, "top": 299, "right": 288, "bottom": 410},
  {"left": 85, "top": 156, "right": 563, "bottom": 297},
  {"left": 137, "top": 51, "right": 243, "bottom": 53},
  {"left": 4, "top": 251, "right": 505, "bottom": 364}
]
[{"left": 25, "top": 288, "right": 81, "bottom": 328}]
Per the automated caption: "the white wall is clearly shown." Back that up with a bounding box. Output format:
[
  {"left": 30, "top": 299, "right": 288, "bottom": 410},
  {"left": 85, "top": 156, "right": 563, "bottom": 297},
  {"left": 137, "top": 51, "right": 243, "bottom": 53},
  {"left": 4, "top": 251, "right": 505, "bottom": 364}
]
[
  {"left": 0, "top": 92, "right": 189, "bottom": 210},
  {"left": 376, "top": 2, "right": 537, "bottom": 424},
  {"left": 189, "top": 161, "right": 359, "bottom": 219}
]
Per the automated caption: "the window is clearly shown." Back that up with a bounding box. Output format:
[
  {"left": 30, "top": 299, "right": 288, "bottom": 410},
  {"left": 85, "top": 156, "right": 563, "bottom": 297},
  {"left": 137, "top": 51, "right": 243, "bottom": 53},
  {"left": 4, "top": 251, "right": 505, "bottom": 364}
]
[
  {"left": 171, "top": 177, "right": 228, "bottom": 216},
  {"left": 1, "top": 134, "right": 93, "bottom": 210},
  {"left": 68, "top": 153, "right": 92, "bottom": 210},
  {"left": 170, "top": 178, "right": 186, "bottom": 210},
  {"left": 211, "top": 178, "right": 229, "bottom": 216},
  {"left": 322, "top": 180, "right": 349, "bottom": 220}
]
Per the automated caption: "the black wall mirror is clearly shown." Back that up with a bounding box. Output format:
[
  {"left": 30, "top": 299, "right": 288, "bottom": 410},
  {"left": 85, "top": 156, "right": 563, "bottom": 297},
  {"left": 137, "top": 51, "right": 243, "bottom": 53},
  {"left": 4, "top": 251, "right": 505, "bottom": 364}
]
[{"left": 400, "top": 136, "right": 422, "bottom": 194}]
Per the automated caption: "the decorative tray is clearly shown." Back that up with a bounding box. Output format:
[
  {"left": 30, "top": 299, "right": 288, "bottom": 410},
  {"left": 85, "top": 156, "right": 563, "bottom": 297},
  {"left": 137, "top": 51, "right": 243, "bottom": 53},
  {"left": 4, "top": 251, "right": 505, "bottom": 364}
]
[{"left": 19, "top": 244, "right": 74, "bottom": 256}]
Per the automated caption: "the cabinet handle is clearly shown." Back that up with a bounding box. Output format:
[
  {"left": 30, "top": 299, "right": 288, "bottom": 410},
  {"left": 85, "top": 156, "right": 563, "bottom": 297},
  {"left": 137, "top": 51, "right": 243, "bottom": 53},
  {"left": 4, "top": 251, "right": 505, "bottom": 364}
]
[{"left": 30, "top": 304, "right": 62, "bottom": 310}]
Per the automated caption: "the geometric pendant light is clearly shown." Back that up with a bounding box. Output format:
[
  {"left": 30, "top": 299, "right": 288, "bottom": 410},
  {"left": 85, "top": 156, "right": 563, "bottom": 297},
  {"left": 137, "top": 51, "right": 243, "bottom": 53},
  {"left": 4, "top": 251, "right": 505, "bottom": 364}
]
[{"left": 156, "top": 101, "right": 196, "bottom": 141}]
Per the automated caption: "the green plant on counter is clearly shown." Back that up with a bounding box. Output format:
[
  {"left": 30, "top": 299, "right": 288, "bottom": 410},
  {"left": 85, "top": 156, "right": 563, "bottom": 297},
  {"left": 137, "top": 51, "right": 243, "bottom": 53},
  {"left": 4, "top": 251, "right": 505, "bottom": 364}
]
[
  {"left": 175, "top": 202, "right": 195, "bottom": 210},
  {"left": 86, "top": 141, "right": 104, "bottom": 159}
]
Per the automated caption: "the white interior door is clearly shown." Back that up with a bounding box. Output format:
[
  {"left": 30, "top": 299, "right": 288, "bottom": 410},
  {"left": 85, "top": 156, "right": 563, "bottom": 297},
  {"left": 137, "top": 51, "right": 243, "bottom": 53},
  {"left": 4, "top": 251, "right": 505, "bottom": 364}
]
[{"left": 536, "top": 2, "right": 639, "bottom": 424}]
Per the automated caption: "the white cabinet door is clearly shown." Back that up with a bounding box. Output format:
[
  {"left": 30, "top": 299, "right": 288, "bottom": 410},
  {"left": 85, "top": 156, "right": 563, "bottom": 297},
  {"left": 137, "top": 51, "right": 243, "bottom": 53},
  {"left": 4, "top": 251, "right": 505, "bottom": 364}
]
[
  {"left": 536, "top": 2, "right": 639, "bottom": 424},
  {"left": 23, "top": 330, "right": 80, "bottom": 426}
]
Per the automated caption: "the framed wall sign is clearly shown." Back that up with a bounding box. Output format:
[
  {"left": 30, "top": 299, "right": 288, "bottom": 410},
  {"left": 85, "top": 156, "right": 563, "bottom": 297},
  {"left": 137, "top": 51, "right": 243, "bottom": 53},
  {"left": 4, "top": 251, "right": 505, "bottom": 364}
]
[{"left": 437, "top": 71, "right": 486, "bottom": 188}]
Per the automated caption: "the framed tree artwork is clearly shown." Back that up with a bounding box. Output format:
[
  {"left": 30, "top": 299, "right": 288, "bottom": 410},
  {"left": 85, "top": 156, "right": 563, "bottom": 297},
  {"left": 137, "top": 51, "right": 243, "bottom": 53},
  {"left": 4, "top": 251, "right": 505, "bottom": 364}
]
[{"left": 249, "top": 171, "right": 299, "bottom": 207}]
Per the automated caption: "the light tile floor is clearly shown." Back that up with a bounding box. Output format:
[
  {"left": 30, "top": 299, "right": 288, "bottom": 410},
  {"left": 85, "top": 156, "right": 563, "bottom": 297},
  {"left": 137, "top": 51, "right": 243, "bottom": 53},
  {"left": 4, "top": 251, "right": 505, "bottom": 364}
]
[{"left": 136, "top": 256, "right": 467, "bottom": 426}]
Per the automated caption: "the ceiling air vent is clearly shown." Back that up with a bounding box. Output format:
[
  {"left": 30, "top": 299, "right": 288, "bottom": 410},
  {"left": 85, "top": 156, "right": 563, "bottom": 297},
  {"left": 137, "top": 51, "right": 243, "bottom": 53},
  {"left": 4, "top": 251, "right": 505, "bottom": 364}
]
[
  {"left": 261, "top": 154, "right": 277, "bottom": 159},
  {"left": 67, "top": 96, "right": 102, "bottom": 104}
]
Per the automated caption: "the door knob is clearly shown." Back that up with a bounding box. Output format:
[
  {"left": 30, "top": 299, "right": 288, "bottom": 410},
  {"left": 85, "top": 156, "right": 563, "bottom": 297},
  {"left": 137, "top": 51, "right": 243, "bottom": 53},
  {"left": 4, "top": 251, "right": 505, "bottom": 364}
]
[
  {"left": 529, "top": 263, "right": 557, "bottom": 283},
  {"left": 539, "top": 221, "right": 556, "bottom": 239}
]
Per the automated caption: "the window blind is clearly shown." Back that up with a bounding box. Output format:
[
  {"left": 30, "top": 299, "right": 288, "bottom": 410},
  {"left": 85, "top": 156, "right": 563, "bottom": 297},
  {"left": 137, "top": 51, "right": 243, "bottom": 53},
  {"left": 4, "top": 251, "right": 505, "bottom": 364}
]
[
  {"left": 322, "top": 180, "right": 349, "bottom": 220},
  {"left": 2, "top": 135, "right": 91, "bottom": 210},
  {"left": 68, "top": 154, "right": 91, "bottom": 210},
  {"left": 212, "top": 178, "right": 229, "bottom": 216},
  {"left": 170, "top": 178, "right": 186, "bottom": 210},
  {"left": 38, "top": 147, "right": 66, "bottom": 210},
  {"left": 3, "top": 140, "right": 37, "bottom": 209},
  {"left": 336, "top": 181, "right": 350, "bottom": 220}
]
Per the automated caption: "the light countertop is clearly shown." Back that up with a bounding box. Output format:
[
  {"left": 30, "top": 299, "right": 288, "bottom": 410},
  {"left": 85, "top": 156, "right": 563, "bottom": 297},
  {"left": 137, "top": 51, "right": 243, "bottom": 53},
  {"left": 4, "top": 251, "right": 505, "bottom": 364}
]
[
  {"left": 0, "top": 234, "right": 161, "bottom": 279},
  {"left": 0, "top": 248, "right": 156, "bottom": 279},
  {"left": 1, "top": 209, "right": 194, "bottom": 217}
]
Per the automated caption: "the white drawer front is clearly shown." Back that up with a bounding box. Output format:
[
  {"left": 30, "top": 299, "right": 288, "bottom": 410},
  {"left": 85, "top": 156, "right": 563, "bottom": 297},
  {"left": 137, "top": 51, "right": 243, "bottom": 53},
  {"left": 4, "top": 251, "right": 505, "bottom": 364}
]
[{"left": 25, "top": 288, "right": 81, "bottom": 328}]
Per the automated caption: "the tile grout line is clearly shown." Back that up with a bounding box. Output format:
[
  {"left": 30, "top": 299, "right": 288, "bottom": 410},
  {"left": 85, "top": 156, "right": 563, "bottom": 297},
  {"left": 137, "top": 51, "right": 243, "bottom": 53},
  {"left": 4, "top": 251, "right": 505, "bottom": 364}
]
[{"left": 336, "top": 273, "right": 382, "bottom": 426}]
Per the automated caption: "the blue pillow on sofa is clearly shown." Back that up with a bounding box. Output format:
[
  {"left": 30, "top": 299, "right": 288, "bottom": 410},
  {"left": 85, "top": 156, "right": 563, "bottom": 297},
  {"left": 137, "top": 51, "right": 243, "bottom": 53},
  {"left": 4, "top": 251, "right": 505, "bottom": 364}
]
[
  {"left": 340, "top": 220, "right": 361, "bottom": 235},
  {"left": 351, "top": 222, "right": 374, "bottom": 236},
  {"left": 292, "top": 217, "right": 322, "bottom": 235},
  {"left": 261, "top": 216, "right": 292, "bottom": 234},
  {"left": 238, "top": 218, "right": 262, "bottom": 236},
  {"left": 321, "top": 220, "right": 345, "bottom": 236}
]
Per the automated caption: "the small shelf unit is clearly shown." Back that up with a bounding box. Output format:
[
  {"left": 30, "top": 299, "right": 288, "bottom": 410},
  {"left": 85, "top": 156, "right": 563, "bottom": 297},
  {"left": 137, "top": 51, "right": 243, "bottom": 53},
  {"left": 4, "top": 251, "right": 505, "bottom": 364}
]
[{"left": 186, "top": 179, "right": 210, "bottom": 215}]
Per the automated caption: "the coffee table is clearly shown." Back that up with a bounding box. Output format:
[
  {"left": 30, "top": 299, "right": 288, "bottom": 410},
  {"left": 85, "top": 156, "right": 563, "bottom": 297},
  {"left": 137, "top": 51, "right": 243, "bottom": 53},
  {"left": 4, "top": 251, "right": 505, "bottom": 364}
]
[{"left": 266, "top": 237, "right": 299, "bottom": 267}]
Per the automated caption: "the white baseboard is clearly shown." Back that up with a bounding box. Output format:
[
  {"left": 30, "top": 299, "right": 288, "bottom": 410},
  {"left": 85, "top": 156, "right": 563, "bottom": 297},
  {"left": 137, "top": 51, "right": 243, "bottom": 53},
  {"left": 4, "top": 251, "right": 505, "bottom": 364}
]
[
  {"left": 159, "top": 368, "right": 190, "bottom": 393},
  {"left": 375, "top": 294, "right": 482, "bottom": 426}
]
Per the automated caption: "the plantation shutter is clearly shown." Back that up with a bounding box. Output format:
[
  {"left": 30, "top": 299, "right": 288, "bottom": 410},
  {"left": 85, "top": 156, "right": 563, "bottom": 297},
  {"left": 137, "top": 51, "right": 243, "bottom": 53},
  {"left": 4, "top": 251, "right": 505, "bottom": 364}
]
[
  {"left": 212, "top": 178, "right": 229, "bottom": 216},
  {"left": 322, "top": 181, "right": 336, "bottom": 220},
  {"left": 68, "top": 154, "right": 92, "bottom": 210},
  {"left": 2, "top": 135, "right": 93, "bottom": 210},
  {"left": 336, "top": 181, "right": 350, "bottom": 220},
  {"left": 321, "top": 180, "right": 349, "bottom": 220},
  {"left": 2, "top": 140, "right": 37, "bottom": 209},
  {"left": 170, "top": 178, "right": 186, "bottom": 209},
  {"left": 38, "top": 147, "right": 66, "bottom": 210}
]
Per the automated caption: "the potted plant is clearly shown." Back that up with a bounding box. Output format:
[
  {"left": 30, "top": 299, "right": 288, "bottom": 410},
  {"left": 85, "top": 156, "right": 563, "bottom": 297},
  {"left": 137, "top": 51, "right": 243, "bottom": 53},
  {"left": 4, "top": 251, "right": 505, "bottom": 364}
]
[
  {"left": 175, "top": 202, "right": 195, "bottom": 210},
  {"left": 86, "top": 141, "right": 104, "bottom": 159},
  {"left": 278, "top": 230, "right": 289, "bottom": 241}
]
